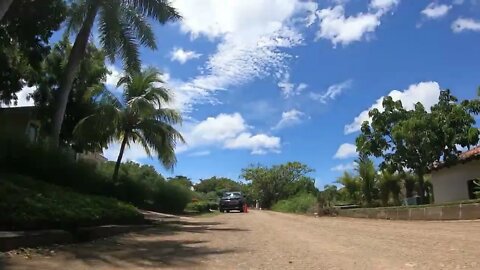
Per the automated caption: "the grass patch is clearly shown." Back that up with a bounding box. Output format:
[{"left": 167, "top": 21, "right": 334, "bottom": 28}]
[
  {"left": 0, "top": 174, "right": 145, "bottom": 231},
  {"left": 271, "top": 193, "right": 317, "bottom": 214}
]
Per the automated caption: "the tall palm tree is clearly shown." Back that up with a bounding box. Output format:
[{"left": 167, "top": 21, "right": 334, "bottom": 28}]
[
  {"left": 356, "top": 155, "right": 377, "bottom": 206},
  {"left": 378, "top": 170, "right": 401, "bottom": 206},
  {"left": 336, "top": 172, "right": 361, "bottom": 204},
  {"left": 74, "top": 68, "right": 184, "bottom": 181},
  {"left": 52, "top": 0, "right": 180, "bottom": 146}
]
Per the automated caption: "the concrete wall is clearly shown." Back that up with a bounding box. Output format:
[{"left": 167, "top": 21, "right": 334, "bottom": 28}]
[
  {"left": 431, "top": 160, "right": 480, "bottom": 204},
  {"left": 338, "top": 203, "right": 480, "bottom": 221}
]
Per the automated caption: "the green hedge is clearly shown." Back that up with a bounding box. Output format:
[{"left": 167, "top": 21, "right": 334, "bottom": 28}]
[
  {"left": 0, "top": 136, "right": 192, "bottom": 213},
  {"left": 271, "top": 193, "right": 317, "bottom": 214},
  {"left": 185, "top": 201, "right": 219, "bottom": 213},
  {"left": 0, "top": 175, "right": 144, "bottom": 231}
]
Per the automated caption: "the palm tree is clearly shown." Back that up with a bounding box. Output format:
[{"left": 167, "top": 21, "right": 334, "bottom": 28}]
[
  {"left": 74, "top": 68, "right": 184, "bottom": 181},
  {"left": 52, "top": 0, "right": 180, "bottom": 146},
  {"left": 356, "top": 155, "right": 377, "bottom": 206},
  {"left": 336, "top": 172, "right": 361, "bottom": 204},
  {"left": 378, "top": 170, "right": 401, "bottom": 206}
]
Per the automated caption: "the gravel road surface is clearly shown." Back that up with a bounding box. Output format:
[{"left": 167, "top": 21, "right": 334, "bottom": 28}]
[{"left": 2, "top": 210, "right": 480, "bottom": 269}]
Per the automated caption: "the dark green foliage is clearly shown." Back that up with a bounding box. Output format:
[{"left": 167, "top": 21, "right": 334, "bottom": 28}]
[
  {"left": 168, "top": 175, "right": 193, "bottom": 188},
  {"left": 0, "top": 136, "right": 191, "bottom": 213},
  {"left": 271, "top": 193, "right": 317, "bottom": 214},
  {"left": 0, "top": 175, "right": 144, "bottom": 231},
  {"left": 33, "top": 38, "right": 109, "bottom": 151},
  {"left": 185, "top": 201, "right": 219, "bottom": 213},
  {"left": 356, "top": 90, "right": 479, "bottom": 203},
  {"left": 241, "top": 162, "right": 317, "bottom": 208},
  {"left": 0, "top": 0, "right": 66, "bottom": 103},
  {"left": 98, "top": 161, "right": 192, "bottom": 213},
  {"left": 194, "top": 177, "right": 243, "bottom": 196}
]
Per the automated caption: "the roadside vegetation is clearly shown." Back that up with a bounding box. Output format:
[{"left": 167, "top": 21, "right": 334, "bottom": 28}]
[{"left": 0, "top": 175, "right": 143, "bottom": 231}]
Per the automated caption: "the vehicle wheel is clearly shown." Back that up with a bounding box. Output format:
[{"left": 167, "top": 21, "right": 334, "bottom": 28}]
[{"left": 226, "top": 210, "right": 230, "bottom": 213}]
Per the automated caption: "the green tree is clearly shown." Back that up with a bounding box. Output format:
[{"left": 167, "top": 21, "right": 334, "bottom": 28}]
[
  {"left": 194, "top": 177, "right": 242, "bottom": 196},
  {"left": 356, "top": 90, "right": 479, "bottom": 203},
  {"left": 168, "top": 175, "right": 193, "bottom": 188},
  {"left": 318, "top": 185, "right": 339, "bottom": 208},
  {"left": 0, "top": 0, "right": 66, "bottom": 103},
  {"left": 74, "top": 68, "right": 184, "bottom": 181},
  {"left": 377, "top": 170, "right": 401, "bottom": 206},
  {"left": 356, "top": 155, "right": 377, "bottom": 206},
  {"left": 242, "top": 162, "right": 315, "bottom": 208},
  {"left": 33, "top": 37, "right": 109, "bottom": 151},
  {"left": 51, "top": 0, "right": 180, "bottom": 146},
  {"left": 336, "top": 171, "right": 361, "bottom": 204}
]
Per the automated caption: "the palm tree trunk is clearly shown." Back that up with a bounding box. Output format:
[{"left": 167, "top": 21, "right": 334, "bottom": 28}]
[
  {"left": 0, "top": 0, "right": 13, "bottom": 21},
  {"left": 51, "top": 3, "right": 99, "bottom": 146},
  {"left": 113, "top": 136, "right": 129, "bottom": 182}
]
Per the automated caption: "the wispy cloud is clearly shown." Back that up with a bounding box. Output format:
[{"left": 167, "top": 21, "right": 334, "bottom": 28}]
[
  {"left": 170, "top": 47, "right": 202, "bottom": 64},
  {"left": 273, "top": 109, "right": 305, "bottom": 130},
  {"left": 310, "top": 80, "right": 352, "bottom": 103}
]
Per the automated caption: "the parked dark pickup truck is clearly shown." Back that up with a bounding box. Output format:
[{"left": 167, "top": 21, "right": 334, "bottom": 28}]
[{"left": 219, "top": 192, "right": 245, "bottom": 213}]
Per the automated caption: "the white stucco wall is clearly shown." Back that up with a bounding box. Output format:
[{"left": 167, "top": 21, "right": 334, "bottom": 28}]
[{"left": 431, "top": 160, "right": 480, "bottom": 204}]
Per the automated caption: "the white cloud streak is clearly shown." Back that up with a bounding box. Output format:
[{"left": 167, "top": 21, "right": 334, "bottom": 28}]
[
  {"left": 273, "top": 109, "right": 305, "bottom": 130},
  {"left": 452, "top": 18, "right": 480, "bottom": 32},
  {"left": 170, "top": 47, "right": 202, "bottom": 64},
  {"left": 421, "top": 3, "right": 452, "bottom": 19},
  {"left": 310, "top": 80, "right": 352, "bottom": 103}
]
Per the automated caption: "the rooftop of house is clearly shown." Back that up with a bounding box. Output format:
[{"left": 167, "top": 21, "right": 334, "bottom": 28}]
[{"left": 430, "top": 146, "right": 480, "bottom": 172}]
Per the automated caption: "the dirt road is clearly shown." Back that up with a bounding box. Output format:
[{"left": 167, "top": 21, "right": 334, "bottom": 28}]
[{"left": 2, "top": 210, "right": 480, "bottom": 269}]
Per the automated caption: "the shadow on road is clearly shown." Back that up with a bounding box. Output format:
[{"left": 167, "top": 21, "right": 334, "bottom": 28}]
[{"left": 2, "top": 219, "right": 246, "bottom": 269}]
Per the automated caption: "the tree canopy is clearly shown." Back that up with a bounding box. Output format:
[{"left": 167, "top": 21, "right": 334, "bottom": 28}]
[
  {"left": 356, "top": 90, "right": 479, "bottom": 202},
  {"left": 0, "top": 0, "right": 66, "bottom": 103},
  {"left": 241, "top": 162, "right": 317, "bottom": 208}
]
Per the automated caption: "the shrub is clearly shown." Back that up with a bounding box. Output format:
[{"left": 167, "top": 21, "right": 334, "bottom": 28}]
[
  {"left": 0, "top": 175, "right": 144, "bottom": 230},
  {"left": 271, "top": 193, "right": 317, "bottom": 214},
  {"left": 185, "top": 201, "right": 219, "bottom": 213},
  {"left": 0, "top": 135, "right": 192, "bottom": 213}
]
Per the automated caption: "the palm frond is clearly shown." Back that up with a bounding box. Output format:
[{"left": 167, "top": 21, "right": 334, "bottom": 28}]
[
  {"left": 117, "top": 21, "right": 141, "bottom": 73},
  {"left": 123, "top": 0, "right": 181, "bottom": 24},
  {"left": 98, "top": 0, "right": 122, "bottom": 62},
  {"left": 120, "top": 5, "right": 156, "bottom": 49},
  {"left": 65, "top": 0, "right": 89, "bottom": 35}
]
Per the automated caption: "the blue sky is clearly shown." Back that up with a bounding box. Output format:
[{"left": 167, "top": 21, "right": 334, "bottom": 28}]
[
  {"left": 11, "top": 0, "right": 480, "bottom": 188},
  {"left": 101, "top": 0, "right": 480, "bottom": 188}
]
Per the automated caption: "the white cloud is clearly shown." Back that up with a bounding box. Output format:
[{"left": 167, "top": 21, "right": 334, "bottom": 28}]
[
  {"left": 187, "top": 150, "right": 211, "bottom": 157},
  {"left": 1, "top": 85, "right": 36, "bottom": 107},
  {"left": 331, "top": 162, "right": 356, "bottom": 172},
  {"left": 224, "top": 133, "right": 281, "bottom": 155},
  {"left": 452, "top": 18, "right": 480, "bottom": 32},
  {"left": 315, "top": 0, "right": 399, "bottom": 46},
  {"left": 179, "top": 113, "right": 281, "bottom": 155},
  {"left": 277, "top": 72, "right": 308, "bottom": 98},
  {"left": 421, "top": 3, "right": 451, "bottom": 19},
  {"left": 344, "top": 81, "right": 441, "bottom": 134},
  {"left": 105, "top": 65, "right": 123, "bottom": 89},
  {"left": 169, "top": 0, "right": 316, "bottom": 112},
  {"left": 370, "top": 0, "right": 400, "bottom": 13},
  {"left": 316, "top": 6, "right": 380, "bottom": 46},
  {"left": 273, "top": 109, "right": 305, "bottom": 130},
  {"left": 170, "top": 47, "right": 202, "bottom": 64},
  {"left": 334, "top": 143, "right": 358, "bottom": 159},
  {"left": 310, "top": 80, "right": 352, "bottom": 103}
]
